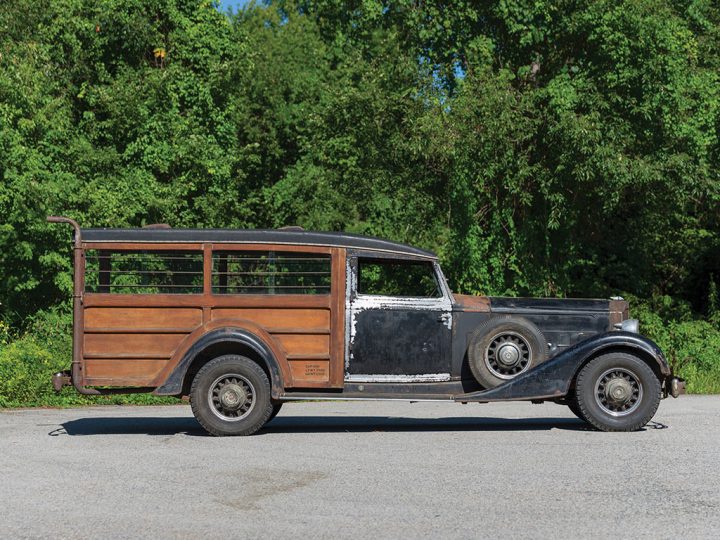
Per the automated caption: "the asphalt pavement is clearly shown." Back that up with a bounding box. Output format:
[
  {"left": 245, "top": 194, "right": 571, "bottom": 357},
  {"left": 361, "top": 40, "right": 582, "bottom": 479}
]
[{"left": 1, "top": 396, "right": 718, "bottom": 539}]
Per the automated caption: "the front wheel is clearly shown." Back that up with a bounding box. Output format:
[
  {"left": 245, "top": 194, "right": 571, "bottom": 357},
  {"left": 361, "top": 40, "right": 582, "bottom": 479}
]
[
  {"left": 190, "top": 355, "right": 273, "bottom": 436},
  {"left": 567, "top": 400, "right": 588, "bottom": 423},
  {"left": 573, "top": 352, "right": 661, "bottom": 432}
]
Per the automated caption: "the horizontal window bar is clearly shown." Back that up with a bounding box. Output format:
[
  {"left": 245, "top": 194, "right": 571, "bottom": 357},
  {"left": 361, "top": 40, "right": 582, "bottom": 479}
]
[
  {"left": 212, "top": 285, "right": 330, "bottom": 289},
  {"left": 90, "top": 270, "right": 204, "bottom": 275},
  {"left": 211, "top": 271, "right": 330, "bottom": 276},
  {"left": 212, "top": 257, "right": 330, "bottom": 262},
  {"left": 90, "top": 254, "right": 202, "bottom": 258},
  {"left": 92, "top": 283, "right": 203, "bottom": 290}
]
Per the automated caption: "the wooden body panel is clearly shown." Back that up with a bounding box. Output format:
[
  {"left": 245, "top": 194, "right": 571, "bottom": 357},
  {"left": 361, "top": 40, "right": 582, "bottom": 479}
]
[
  {"left": 84, "top": 359, "right": 167, "bottom": 386},
  {"left": 85, "top": 306, "right": 203, "bottom": 331},
  {"left": 79, "top": 243, "right": 346, "bottom": 390},
  {"left": 84, "top": 333, "right": 187, "bottom": 357}
]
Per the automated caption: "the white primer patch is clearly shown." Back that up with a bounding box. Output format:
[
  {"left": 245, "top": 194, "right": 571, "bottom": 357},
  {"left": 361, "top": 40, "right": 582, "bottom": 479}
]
[{"left": 345, "top": 373, "right": 452, "bottom": 383}]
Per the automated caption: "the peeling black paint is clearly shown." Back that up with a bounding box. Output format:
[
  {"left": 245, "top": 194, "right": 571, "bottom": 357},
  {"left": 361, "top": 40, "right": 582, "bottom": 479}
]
[{"left": 348, "top": 309, "right": 451, "bottom": 376}]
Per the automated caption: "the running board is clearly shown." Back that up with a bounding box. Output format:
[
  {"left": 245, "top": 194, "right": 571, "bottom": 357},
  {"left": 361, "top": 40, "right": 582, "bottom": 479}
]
[{"left": 279, "top": 392, "right": 454, "bottom": 402}]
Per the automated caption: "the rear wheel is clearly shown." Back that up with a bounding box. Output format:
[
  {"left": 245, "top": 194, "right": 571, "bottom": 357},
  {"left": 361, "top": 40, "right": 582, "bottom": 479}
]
[
  {"left": 268, "top": 402, "right": 283, "bottom": 422},
  {"left": 573, "top": 352, "right": 661, "bottom": 432},
  {"left": 190, "top": 354, "right": 273, "bottom": 436}
]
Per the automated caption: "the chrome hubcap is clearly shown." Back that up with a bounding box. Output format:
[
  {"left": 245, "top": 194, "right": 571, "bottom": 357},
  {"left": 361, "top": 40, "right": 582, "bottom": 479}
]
[
  {"left": 219, "top": 383, "right": 246, "bottom": 410},
  {"left": 208, "top": 374, "right": 256, "bottom": 421},
  {"left": 485, "top": 332, "right": 532, "bottom": 379},
  {"left": 497, "top": 343, "right": 521, "bottom": 368},
  {"left": 594, "top": 368, "right": 643, "bottom": 417}
]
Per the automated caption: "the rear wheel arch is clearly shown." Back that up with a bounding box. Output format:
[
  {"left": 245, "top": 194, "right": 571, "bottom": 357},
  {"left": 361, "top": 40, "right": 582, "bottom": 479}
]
[
  {"left": 181, "top": 339, "right": 277, "bottom": 397},
  {"left": 156, "top": 328, "right": 285, "bottom": 398}
]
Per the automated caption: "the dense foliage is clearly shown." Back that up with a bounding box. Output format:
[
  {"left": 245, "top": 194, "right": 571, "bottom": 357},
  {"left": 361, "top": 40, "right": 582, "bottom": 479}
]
[{"left": 1, "top": 0, "right": 718, "bottom": 403}]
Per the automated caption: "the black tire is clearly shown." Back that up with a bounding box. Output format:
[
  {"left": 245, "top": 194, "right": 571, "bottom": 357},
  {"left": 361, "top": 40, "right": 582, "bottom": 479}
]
[
  {"left": 573, "top": 352, "right": 661, "bottom": 432},
  {"left": 567, "top": 399, "right": 588, "bottom": 423},
  {"left": 190, "top": 354, "right": 273, "bottom": 436},
  {"left": 268, "top": 402, "right": 283, "bottom": 422},
  {"left": 467, "top": 316, "right": 549, "bottom": 389}
]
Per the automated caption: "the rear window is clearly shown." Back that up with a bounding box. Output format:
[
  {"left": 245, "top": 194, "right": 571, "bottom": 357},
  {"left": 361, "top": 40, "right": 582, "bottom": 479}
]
[
  {"left": 212, "top": 251, "right": 331, "bottom": 295},
  {"left": 85, "top": 250, "right": 203, "bottom": 294}
]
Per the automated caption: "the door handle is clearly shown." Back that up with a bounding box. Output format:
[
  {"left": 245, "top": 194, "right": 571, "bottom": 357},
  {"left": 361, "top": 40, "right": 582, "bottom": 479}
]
[{"left": 437, "top": 313, "right": 451, "bottom": 323}]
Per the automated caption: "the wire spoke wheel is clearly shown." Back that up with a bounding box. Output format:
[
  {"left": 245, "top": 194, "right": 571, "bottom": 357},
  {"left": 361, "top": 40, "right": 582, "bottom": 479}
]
[
  {"left": 207, "top": 373, "right": 256, "bottom": 422},
  {"left": 573, "top": 353, "right": 661, "bottom": 432},
  {"left": 594, "top": 368, "right": 643, "bottom": 417},
  {"left": 485, "top": 331, "right": 532, "bottom": 379},
  {"left": 191, "top": 355, "right": 273, "bottom": 436},
  {"left": 468, "top": 317, "right": 549, "bottom": 389}
]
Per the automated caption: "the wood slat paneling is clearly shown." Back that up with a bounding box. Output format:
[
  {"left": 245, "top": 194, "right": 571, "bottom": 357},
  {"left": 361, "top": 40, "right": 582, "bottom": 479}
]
[
  {"left": 84, "top": 333, "right": 185, "bottom": 357},
  {"left": 212, "top": 308, "right": 330, "bottom": 329},
  {"left": 84, "top": 293, "right": 330, "bottom": 309},
  {"left": 85, "top": 307, "right": 202, "bottom": 330},
  {"left": 274, "top": 334, "right": 329, "bottom": 356},
  {"left": 77, "top": 242, "right": 344, "bottom": 391},
  {"left": 84, "top": 359, "right": 167, "bottom": 386}
]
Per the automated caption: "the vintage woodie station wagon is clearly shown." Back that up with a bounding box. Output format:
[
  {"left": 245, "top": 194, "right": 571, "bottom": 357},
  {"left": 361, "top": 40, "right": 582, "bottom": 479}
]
[{"left": 49, "top": 216, "right": 684, "bottom": 435}]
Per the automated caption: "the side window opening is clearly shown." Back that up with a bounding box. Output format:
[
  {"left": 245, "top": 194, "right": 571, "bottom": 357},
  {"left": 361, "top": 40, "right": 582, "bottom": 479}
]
[
  {"left": 212, "top": 251, "right": 331, "bottom": 295},
  {"left": 85, "top": 250, "right": 204, "bottom": 294},
  {"left": 357, "top": 259, "right": 441, "bottom": 298}
]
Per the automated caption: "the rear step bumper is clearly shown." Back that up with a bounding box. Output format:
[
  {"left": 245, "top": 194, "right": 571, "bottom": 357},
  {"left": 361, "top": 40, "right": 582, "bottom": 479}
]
[{"left": 52, "top": 371, "right": 72, "bottom": 392}]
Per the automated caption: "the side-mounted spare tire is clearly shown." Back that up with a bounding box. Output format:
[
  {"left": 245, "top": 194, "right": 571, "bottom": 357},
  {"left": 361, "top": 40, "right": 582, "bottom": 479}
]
[{"left": 468, "top": 316, "right": 550, "bottom": 389}]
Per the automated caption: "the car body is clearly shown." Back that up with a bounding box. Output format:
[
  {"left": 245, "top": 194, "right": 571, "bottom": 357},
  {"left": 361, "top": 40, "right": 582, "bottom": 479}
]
[{"left": 48, "top": 216, "right": 685, "bottom": 435}]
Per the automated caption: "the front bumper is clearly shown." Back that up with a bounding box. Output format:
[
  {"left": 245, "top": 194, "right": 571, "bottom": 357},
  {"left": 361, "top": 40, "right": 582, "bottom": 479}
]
[{"left": 666, "top": 376, "right": 686, "bottom": 398}]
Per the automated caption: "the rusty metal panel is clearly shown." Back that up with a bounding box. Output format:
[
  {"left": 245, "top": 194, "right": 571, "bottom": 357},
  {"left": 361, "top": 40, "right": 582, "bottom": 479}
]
[
  {"left": 453, "top": 294, "right": 490, "bottom": 312},
  {"left": 609, "top": 298, "right": 629, "bottom": 327}
]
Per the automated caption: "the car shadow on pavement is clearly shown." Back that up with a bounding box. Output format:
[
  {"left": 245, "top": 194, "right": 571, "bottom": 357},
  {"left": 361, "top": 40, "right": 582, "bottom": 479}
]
[
  {"left": 51, "top": 415, "right": 620, "bottom": 436},
  {"left": 263, "top": 416, "right": 592, "bottom": 433},
  {"left": 54, "top": 417, "right": 207, "bottom": 437},
  {"left": 53, "top": 415, "right": 669, "bottom": 436},
  {"left": 264, "top": 416, "right": 669, "bottom": 433}
]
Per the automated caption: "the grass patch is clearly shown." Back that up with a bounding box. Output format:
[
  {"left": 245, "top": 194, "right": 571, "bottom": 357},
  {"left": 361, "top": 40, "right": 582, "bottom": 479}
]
[{"left": 0, "top": 309, "right": 179, "bottom": 408}]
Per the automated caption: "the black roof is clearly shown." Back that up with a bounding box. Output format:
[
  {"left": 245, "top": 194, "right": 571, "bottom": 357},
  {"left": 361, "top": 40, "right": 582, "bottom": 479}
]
[{"left": 80, "top": 228, "right": 436, "bottom": 259}]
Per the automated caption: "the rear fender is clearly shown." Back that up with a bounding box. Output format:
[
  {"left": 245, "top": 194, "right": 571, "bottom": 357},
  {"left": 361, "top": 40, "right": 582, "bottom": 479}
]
[{"left": 154, "top": 326, "right": 286, "bottom": 398}]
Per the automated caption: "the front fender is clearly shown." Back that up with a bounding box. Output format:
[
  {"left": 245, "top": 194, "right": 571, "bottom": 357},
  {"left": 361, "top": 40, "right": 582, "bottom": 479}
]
[{"left": 454, "top": 331, "right": 670, "bottom": 402}]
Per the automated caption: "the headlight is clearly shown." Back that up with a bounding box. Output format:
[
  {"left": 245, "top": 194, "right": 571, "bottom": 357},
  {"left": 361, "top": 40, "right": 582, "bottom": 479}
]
[{"left": 614, "top": 319, "right": 639, "bottom": 333}]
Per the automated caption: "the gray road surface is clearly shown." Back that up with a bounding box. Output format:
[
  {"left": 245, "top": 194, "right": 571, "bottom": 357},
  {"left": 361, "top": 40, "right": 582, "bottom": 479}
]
[{"left": 1, "top": 397, "right": 718, "bottom": 539}]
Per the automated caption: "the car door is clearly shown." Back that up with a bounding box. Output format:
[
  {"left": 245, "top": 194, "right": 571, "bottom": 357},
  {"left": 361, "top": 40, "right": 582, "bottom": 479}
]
[{"left": 345, "top": 254, "right": 453, "bottom": 382}]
